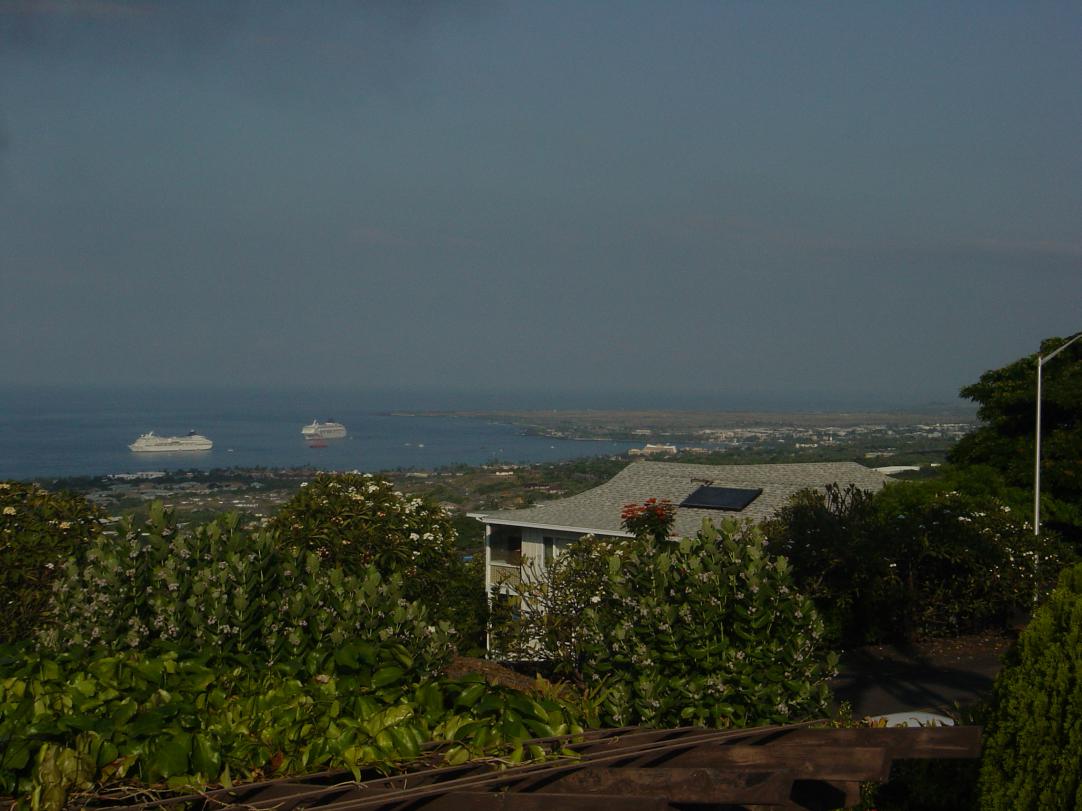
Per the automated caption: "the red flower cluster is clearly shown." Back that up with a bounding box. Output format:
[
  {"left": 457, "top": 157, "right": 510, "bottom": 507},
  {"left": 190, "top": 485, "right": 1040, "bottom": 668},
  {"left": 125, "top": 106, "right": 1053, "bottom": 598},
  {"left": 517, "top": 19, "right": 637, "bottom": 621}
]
[{"left": 621, "top": 497, "right": 676, "bottom": 540}]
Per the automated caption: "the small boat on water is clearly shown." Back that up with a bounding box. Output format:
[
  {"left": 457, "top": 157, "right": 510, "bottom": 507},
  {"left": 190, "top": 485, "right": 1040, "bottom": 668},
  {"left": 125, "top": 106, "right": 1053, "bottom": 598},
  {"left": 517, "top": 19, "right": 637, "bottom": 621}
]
[
  {"left": 301, "top": 420, "right": 347, "bottom": 439},
  {"left": 129, "top": 431, "right": 213, "bottom": 452}
]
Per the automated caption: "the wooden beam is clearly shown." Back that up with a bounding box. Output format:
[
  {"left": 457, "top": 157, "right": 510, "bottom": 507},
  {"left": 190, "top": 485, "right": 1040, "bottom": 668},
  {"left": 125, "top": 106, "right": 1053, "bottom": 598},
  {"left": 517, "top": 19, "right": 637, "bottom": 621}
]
[
  {"left": 640, "top": 744, "right": 891, "bottom": 782},
  {"left": 533, "top": 767, "right": 793, "bottom": 804},
  {"left": 412, "top": 792, "right": 673, "bottom": 810},
  {"left": 773, "top": 726, "right": 982, "bottom": 759}
]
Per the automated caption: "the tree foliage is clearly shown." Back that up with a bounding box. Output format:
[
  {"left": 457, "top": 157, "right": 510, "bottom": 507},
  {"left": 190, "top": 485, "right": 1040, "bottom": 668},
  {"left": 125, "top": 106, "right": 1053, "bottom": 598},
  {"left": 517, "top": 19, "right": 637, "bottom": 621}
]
[
  {"left": 765, "top": 478, "right": 1069, "bottom": 646},
  {"left": 0, "top": 482, "right": 104, "bottom": 645},
  {"left": 38, "top": 504, "right": 453, "bottom": 671},
  {"left": 979, "top": 562, "right": 1082, "bottom": 809},
  {"left": 764, "top": 484, "right": 888, "bottom": 644},
  {"left": 269, "top": 473, "right": 487, "bottom": 652},
  {"left": 269, "top": 473, "right": 458, "bottom": 578},
  {"left": 489, "top": 535, "right": 612, "bottom": 675},
  {"left": 582, "top": 519, "right": 835, "bottom": 727},
  {"left": 950, "top": 333, "right": 1082, "bottom": 542},
  {"left": 492, "top": 519, "right": 835, "bottom": 728}
]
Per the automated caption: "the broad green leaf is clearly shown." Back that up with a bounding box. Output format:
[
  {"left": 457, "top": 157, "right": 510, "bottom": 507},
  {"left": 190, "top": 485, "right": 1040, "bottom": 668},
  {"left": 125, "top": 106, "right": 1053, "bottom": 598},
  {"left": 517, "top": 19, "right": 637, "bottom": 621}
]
[
  {"left": 148, "top": 734, "right": 191, "bottom": 780},
  {"left": 372, "top": 666, "right": 405, "bottom": 689},
  {"left": 454, "top": 683, "right": 487, "bottom": 709},
  {"left": 191, "top": 733, "right": 221, "bottom": 778}
]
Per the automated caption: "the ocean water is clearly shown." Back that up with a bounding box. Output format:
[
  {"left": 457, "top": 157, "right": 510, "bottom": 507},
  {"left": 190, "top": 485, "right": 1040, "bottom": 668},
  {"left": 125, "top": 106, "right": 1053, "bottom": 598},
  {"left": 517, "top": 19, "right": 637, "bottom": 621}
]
[{"left": 0, "top": 387, "right": 639, "bottom": 481}]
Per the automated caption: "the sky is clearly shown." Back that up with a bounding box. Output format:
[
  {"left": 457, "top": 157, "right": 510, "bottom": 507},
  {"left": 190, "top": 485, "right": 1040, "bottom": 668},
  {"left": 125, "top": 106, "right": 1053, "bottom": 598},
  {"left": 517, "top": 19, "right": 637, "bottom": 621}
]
[{"left": 1, "top": 1, "right": 1080, "bottom": 410}]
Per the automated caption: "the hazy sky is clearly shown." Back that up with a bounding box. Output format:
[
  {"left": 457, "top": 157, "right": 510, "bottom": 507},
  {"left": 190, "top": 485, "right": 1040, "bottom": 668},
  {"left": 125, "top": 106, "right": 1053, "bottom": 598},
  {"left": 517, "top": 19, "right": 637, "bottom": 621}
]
[{"left": 2, "top": 1, "right": 1080, "bottom": 409}]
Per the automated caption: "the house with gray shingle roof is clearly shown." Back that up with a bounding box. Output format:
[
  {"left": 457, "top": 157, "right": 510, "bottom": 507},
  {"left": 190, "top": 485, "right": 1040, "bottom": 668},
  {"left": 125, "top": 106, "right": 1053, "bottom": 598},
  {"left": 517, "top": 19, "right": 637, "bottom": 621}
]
[{"left": 471, "top": 460, "right": 890, "bottom": 597}]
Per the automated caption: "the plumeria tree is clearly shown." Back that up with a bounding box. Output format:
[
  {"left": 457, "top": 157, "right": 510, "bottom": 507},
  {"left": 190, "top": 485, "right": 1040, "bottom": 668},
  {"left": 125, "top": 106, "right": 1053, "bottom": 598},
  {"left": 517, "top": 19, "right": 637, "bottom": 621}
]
[
  {"left": 269, "top": 473, "right": 458, "bottom": 581},
  {"left": 270, "top": 473, "right": 487, "bottom": 651},
  {"left": 488, "top": 535, "right": 613, "bottom": 675}
]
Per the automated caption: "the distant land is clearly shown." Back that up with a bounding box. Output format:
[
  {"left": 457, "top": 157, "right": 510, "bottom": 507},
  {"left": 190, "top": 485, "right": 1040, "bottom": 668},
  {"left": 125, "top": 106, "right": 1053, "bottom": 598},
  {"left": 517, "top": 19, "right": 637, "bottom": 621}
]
[{"left": 434, "top": 407, "right": 978, "bottom": 443}]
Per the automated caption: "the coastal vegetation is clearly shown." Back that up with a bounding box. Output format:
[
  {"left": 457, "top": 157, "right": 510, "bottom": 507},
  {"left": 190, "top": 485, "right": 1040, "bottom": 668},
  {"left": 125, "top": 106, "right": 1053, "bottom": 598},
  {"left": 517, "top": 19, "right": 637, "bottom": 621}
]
[{"left": 584, "top": 518, "right": 835, "bottom": 728}]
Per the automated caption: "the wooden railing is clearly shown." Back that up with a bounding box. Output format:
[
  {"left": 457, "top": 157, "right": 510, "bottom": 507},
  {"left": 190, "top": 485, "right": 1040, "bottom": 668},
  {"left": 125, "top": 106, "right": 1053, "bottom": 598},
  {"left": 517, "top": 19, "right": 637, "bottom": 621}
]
[{"left": 108, "top": 721, "right": 982, "bottom": 810}]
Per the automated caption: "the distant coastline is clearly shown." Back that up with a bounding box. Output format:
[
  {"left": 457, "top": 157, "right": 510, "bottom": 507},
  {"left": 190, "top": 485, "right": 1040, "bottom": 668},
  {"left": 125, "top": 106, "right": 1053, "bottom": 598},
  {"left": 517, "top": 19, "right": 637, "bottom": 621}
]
[
  {"left": 0, "top": 386, "right": 976, "bottom": 483},
  {"left": 432, "top": 407, "right": 977, "bottom": 443}
]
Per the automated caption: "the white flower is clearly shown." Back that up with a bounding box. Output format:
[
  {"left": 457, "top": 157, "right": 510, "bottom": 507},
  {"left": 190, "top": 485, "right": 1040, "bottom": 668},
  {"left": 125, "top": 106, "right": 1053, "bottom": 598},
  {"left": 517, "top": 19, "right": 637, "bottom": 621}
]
[{"left": 2, "top": 506, "right": 15, "bottom": 516}]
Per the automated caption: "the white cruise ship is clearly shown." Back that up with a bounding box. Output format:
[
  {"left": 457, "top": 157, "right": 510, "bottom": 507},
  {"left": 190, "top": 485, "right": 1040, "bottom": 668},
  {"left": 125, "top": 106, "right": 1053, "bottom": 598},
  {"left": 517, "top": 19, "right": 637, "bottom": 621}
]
[
  {"left": 301, "top": 420, "right": 347, "bottom": 439},
  {"left": 129, "top": 431, "right": 213, "bottom": 452}
]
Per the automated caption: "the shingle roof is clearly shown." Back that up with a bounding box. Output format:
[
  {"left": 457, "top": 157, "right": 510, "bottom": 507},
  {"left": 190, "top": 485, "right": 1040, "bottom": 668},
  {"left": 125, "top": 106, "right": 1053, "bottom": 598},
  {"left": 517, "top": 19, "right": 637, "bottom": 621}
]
[{"left": 473, "top": 460, "right": 890, "bottom": 537}]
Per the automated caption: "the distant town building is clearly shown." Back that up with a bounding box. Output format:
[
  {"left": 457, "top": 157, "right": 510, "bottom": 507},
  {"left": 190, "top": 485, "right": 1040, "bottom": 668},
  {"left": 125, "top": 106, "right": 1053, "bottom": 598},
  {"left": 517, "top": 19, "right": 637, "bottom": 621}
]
[
  {"left": 628, "top": 443, "right": 678, "bottom": 457},
  {"left": 873, "top": 465, "right": 922, "bottom": 475}
]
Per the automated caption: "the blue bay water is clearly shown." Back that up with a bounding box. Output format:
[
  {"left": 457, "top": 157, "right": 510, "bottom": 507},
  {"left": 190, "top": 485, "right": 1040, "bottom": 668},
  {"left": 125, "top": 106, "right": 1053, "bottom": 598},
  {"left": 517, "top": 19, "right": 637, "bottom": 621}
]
[{"left": 0, "top": 387, "right": 639, "bottom": 481}]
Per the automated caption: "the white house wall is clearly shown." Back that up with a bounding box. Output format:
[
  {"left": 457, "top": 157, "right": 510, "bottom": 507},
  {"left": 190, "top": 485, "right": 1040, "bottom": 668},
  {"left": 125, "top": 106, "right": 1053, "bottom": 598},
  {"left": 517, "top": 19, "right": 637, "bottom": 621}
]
[{"left": 486, "top": 525, "right": 622, "bottom": 597}]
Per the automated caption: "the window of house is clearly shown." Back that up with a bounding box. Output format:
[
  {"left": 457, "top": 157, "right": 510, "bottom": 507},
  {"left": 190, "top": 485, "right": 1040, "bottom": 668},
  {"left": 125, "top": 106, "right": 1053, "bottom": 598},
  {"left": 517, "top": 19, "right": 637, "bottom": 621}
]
[
  {"left": 543, "top": 536, "right": 555, "bottom": 566},
  {"left": 490, "top": 532, "right": 522, "bottom": 565},
  {"left": 492, "top": 591, "right": 521, "bottom": 621}
]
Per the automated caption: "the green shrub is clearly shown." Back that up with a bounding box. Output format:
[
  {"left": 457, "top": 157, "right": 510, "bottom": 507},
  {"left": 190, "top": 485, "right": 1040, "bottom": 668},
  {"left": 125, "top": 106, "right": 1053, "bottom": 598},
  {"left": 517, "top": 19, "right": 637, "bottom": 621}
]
[
  {"left": 765, "top": 480, "right": 1069, "bottom": 646},
  {"left": 36, "top": 503, "right": 452, "bottom": 671},
  {"left": 877, "top": 486, "right": 1066, "bottom": 639},
  {"left": 765, "top": 483, "right": 888, "bottom": 644},
  {"left": 269, "top": 473, "right": 485, "bottom": 647},
  {"left": 581, "top": 519, "right": 836, "bottom": 728},
  {"left": 978, "top": 562, "right": 1082, "bottom": 809},
  {"left": 439, "top": 552, "right": 490, "bottom": 656},
  {"left": 0, "top": 482, "right": 104, "bottom": 645},
  {"left": 0, "top": 644, "right": 593, "bottom": 809}
]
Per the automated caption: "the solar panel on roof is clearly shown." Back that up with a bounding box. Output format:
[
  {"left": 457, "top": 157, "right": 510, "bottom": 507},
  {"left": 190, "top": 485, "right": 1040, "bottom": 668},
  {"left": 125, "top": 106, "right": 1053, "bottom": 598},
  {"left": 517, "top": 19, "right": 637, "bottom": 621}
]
[{"left": 680, "top": 485, "right": 762, "bottom": 511}]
